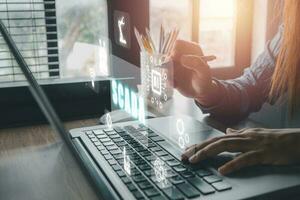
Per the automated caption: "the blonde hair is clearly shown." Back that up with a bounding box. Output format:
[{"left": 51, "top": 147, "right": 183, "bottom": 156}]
[{"left": 270, "top": 0, "right": 300, "bottom": 115}]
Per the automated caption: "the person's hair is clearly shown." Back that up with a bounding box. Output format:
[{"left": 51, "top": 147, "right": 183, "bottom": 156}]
[{"left": 270, "top": 0, "right": 300, "bottom": 115}]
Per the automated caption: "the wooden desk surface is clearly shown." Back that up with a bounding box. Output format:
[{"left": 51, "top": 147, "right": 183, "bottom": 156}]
[{"left": 0, "top": 118, "right": 100, "bottom": 200}]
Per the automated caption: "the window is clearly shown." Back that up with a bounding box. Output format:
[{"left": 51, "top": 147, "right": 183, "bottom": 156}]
[
  {"left": 199, "top": 0, "right": 237, "bottom": 68},
  {"left": 0, "top": 0, "right": 59, "bottom": 83},
  {"left": 0, "top": 0, "right": 109, "bottom": 84},
  {"left": 150, "top": 0, "right": 253, "bottom": 78},
  {"left": 56, "top": 0, "right": 109, "bottom": 78},
  {"left": 149, "top": 0, "right": 192, "bottom": 42}
]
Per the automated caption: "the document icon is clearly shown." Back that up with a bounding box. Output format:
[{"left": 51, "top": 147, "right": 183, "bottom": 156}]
[{"left": 151, "top": 70, "right": 162, "bottom": 95}]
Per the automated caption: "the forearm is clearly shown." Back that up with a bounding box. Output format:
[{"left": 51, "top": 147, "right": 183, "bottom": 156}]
[{"left": 195, "top": 78, "right": 261, "bottom": 119}]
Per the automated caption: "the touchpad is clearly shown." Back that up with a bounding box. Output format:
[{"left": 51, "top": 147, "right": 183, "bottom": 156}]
[{"left": 147, "top": 115, "right": 223, "bottom": 150}]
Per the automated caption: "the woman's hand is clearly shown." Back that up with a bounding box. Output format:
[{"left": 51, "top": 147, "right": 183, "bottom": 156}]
[
  {"left": 182, "top": 128, "right": 300, "bottom": 175},
  {"left": 171, "top": 40, "right": 218, "bottom": 107}
]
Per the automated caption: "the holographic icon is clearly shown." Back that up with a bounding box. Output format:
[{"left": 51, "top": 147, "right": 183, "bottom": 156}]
[
  {"left": 118, "top": 16, "right": 127, "bottom": 45},
  {"left": 106, "top": 113, "right": 112, "bottom": 129},
  {"left": 141, "top": 53, "right": 173, "bottom": 110},
  {"left": 123, "top": 147, "right": 131, "bottom": 175},
  {"left": 176, "top": 119, "right": 189, "bottom": 149},
  {"left": 151, "top": 69, "right": 162, "bottom": 96},
  {"left": 154, "top": 158, "right": 167, "bottom": 185},
  {"left": 89, "top": 67, "right": 96, "bottom": 89},
  {"left": 99, "top": 39, "right": 109, "bottom": 76}
]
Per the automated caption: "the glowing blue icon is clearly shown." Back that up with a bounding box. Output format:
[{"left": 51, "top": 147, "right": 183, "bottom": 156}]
[
  {"left": 176, "top": 119, "right": 189, "bottom": 149},
  {"left": 98, "top": 39, "right": 109, "bottom": 76},
  {"left": 151, "top": 70, "right": 162, "bottom": 96},
  {"left": 154, "top": 158, "right": 167, "bottom": 184},
  {"left": 89, "top": 67, "right": 96, "bottom": 89},
  {"left": 123, "top": 147, "right": 131, "bottom": 175},
  {"left": 118, "top": 16, "right": 127, "bottom": 45},
  {"left": 106, "top": 113, "right": 112, "bottom": 129}
]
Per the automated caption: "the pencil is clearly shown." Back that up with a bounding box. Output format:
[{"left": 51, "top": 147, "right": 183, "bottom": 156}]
[
  {"left": 134, "top": 27, "right": 145, "bottom": 52},
  {"left": 146, "top": 28, "right": 156, "bottom": 53}
]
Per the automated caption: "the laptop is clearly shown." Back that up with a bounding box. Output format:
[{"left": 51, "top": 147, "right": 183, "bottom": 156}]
[{"left": 2, "top": 17, "right": 300, "bottom": 200}]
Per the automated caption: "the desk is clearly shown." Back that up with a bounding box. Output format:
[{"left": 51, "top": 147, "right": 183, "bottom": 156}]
[{"left": 0, "top": 119, "right": 99, "bottom": 200}]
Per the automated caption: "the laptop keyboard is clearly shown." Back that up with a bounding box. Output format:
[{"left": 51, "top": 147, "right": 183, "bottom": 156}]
[{"left": 85, "top": 124, "right": 232, "bottom": 200}]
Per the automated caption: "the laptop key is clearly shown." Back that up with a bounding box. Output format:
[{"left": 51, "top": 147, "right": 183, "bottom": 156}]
[
  {"left": 166, "top": 170, "right": 177, "bottom": 178},
  {"left": 144, "top": 188, "right": 160, "bottom": 197},
  {"left": 113, "top": 153, "right": 124, "bottom": 159},
  {"left": 188, "top": 177, "right": 215, "bottom": 195},
  {"left": 138, "top": 181, "right": 153, "bottom": 189},
  {"left": 169, "top": 176, "right": 184, "bottom": 185},
  {"left": 166, "top": 160, "right": 180, "bottom": 167},
  {"left": 112, "top": 138, "right": 123, "bottom": 143},
  {"left": 132, "top": 190, "right": 144, "bottom": 199},
  {"left": 133, "top": 175, "right": 147, "bottom": 183},
  {"left": 104, "top": 154, "right": 113, "bottom": 160},
  {"left": 156, "top": 180, "right": 172, "bottom": 189},
  {"left": 116, "top": 170, "right": 126, "bottom": 177},
  {"left": 127, "top": 183, "right": 137, "bottom": 191},
  {"left": 91, "top": 138, "right": 98, "bottom": 142},
  {"left": 108, "top": 159, "right": 117, "bottom": 165},
  {"left": 114, "top": 126, "right": 125, "bottom": 133},
  {"left": 106, "top": 145, "right": 118, "bottom": 151},
  {"left": 100, "top": 150, "right": 109, "bottom": 155},
  {"left": 97, "top": 135, "right": 107, "bottom": 139},
  {"left": 145, "top": 155, "right": 157, "bottom": 162},
  {"left": 117, "top": 158, "right": 124, "bottom": 165},
  {"left": 203, "top": 175, "right": 222, "bottom": 184},
  {"left": 97, "top": 145, "right": 105, "bottom": 151},
  {"left": 116, "top": 141, "right": 126, "bottom": 147},
  {"left": 110, "top": 134, "right": 120, "bottom": 139},
  {"left": 121, "top": 177, "right": 131, "bottom": 184},
  {"left": 99, "top": 137, "right": 110, "bottom": 142},
  {"left": 180, "top": 171, "right": 195, "bottom": 179},
  {"left": 161, "top": 155, "right": 173, "bottom": 161},
  {"left": 140, "top": 151, "right": 152, "bottom": 157},
  {"left": 110, "top": 149, "right": 122, "bottom": 155},
  {"left": 93, "top": 129, "right": 104, "bottom": 135},
  {"left": 162, "top": 186, "right": 184, "bottom": 200},
  {"left": 150, "top": 195, "right": 168, "bottom": 200},
  {"left": 212, "top": 181, "right": 232, "bottom": 191},
  {"left": 144, "top": 169, "right": 154, "bottom": 177},
  {"left": 112, "top": 165, "right": 122, "bottom": 171},
  {"left": 104, "top": 128, "right": 115, "bottom": 132},
  {"left": 195, "top": 168, "right": 212, "bottom": 177},
  {"left": 151, "top": 136, "right": 165, "bottom": 142},
  {"left": 177, "top": 182, "right": 200, "bottom": 198},
  {"left": 103, "top": 141, "right": 114, "bottom": 146},
  {"left": 173, "top": 166, "right": 186, "bottom": 173},
  {"left": 86, "top": 131, "right": 94, "bottom": 136},
  {"left": 140, "top": 165, "right": 152, "bottom": 171},
  {"left": 94, "top": 141, "right": 102, "bottom": 146}
]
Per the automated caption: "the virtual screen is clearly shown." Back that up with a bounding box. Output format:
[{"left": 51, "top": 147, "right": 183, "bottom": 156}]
[{"left": 98, "top": 0, "right": 193, "bottom": 158}]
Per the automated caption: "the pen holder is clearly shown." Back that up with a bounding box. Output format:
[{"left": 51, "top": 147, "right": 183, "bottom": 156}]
[{"left": 140, "top": 51, "right": 174, "bottom": 110}]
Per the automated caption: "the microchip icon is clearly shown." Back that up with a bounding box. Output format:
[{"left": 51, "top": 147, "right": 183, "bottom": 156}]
[{"left": 151, "top": 70, "right": 162, "bottom": 95}]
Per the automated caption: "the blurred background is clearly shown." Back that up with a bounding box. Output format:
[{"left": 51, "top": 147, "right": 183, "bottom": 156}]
[{"left": 0, "top": 0, "right": 282, "bottom": 83}]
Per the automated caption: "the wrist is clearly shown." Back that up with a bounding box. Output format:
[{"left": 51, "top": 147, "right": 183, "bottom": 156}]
[{"left": 195, "top": 80, "right": 220, "bottom": 107}]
